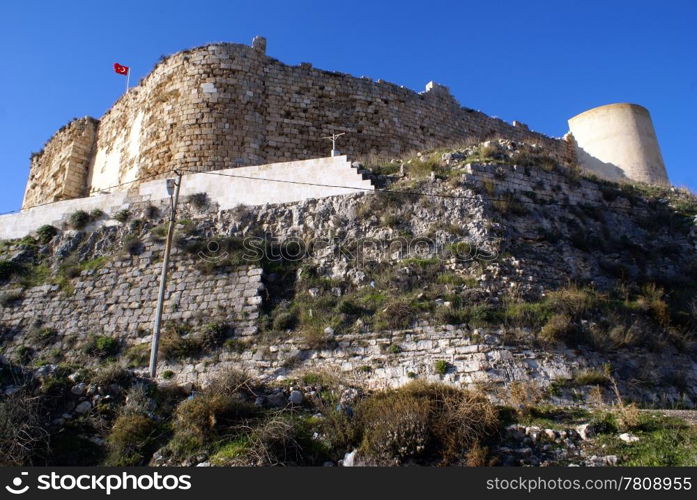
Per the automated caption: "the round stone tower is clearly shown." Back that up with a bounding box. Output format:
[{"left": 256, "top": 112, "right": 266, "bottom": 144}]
[{"left": 568, "top": 103, "right": 668, "bottom": 185}]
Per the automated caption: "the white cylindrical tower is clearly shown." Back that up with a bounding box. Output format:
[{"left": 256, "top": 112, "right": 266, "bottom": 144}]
[{"left": 568, "top": 103, "right": 668, "bottom": 185}]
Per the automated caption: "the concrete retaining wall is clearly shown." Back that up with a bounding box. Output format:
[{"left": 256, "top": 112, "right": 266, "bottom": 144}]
[{"left": 1, "top": 156, "right": 372, "bottom": 240}]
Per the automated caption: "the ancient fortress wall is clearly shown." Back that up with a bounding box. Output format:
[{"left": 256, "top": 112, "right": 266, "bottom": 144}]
[
  {"left": 3, "top": 156, "right": 372, "bottom": 240},
  {"left": 23, "top": 118, "right": 98, "bottom": 209},
  {"left": 568, "top": 103, "right": 669, "bottom": 186},
  {"left": 22, "top": 38, "right": 574, "bottom": 209}
]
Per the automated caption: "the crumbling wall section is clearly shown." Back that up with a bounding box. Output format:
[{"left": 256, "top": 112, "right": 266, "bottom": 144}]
[{"left": 22, "top": 117, "right": 98, "bottom": 209}]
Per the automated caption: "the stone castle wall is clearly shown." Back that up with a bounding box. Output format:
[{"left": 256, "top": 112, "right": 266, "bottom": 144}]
[
  {"left": 22, "top": 38, "right": 575, "bottom": 209},
  {"left": 0, "top": 255, "right": 263, "bottom": 362},
  {"left": 22, "top": 118, "right": 98, "bottom": 209}
]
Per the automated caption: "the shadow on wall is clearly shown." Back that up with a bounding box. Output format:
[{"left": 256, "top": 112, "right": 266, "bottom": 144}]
[{"left": 575, "top": 147, "right": 629, "bottom": 184}]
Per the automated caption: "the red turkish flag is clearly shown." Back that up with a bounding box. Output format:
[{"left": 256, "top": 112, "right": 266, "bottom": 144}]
[{"left": 114, "top": 63, "right": 129, "bottom": 75}]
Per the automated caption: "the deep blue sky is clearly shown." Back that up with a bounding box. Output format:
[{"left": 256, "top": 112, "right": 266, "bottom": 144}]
[{"left": 0, "top": 0, "right": 695, "bottom": 214}]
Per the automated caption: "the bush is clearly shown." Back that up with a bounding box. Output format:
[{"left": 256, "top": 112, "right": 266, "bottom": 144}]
[
  {"left": 105, "top": 414, "right": 160, "bottom": 466},
  {"left": 376, "top": 299, "right": 414, "bottom": 330},
  {"left": 160, "top": 331, "right": 201, "bottom": 360},
  {"left": 0, "top": 291, "right": 24, "bottom": 307},
  {"left": 144, "top": 205, "right": 160, "bottom": 219},
  {"left": 123, "top": 236, "right": 144, "bottom": 256},
  {"left": 200, "top": 323, "right": 230, "bottom": 350},
  {"left": 85, "top": 336, "right": 120, "bottom": 358},
  {"left": 357, "top": 382, "right": 498, "bottom": 464},
  {"left": 272, "top": 311, "right": 297, "bottom": 331},
  {"left": 125, "top": 344, "right": 150, "bottom": 368},
  {"left": 540, "top": 313, "right": 575, "bottom": 343},
  {"left": 492, "top": 192, "right": 528, "bottom": 216},
  {"left": 434, "top": 360, "right": 449, "bottom": 375},
  {"left": 242, "top": 415, "right": 322, "bottom": 466},
  {"left": 545, "top": 286, "right": 595, "bottom": 316},
  {"left": 635, "top": 283, "right": 670, "bottom": 326},
  {"left": 508, "top": 381, "right": 543, "bottom": 417},
  {"left": 90, "top": 364, "right": 132, "bottom": 388},
  {"left": 0, "top": 260, "right": 25, "bottom": 282},
  {"left": 188, "top": 192, "right": 209, "bottom": 209},
  {"left": 0, "top": 388, "right": 49, "bottom": 465},
  {"left": 36, "top": 224, "right": 58, "bottom": 243},
  {"left": 113, "top": 209, "right": 130, "bottom": 223},
  {"left": 68, "top": 210, "right": 91, "bottom": 230},
  {"left": 170, "top": 393, "right": 257, "bottom": 456}
]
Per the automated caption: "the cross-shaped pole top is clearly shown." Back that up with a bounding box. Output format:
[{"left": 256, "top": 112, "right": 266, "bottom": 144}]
[{"left": 322, "top": 132, "right": 346, "bottom": 156}]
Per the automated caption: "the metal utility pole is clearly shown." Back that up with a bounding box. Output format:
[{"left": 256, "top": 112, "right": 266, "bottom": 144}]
[
  {"left": 322, "top": 132, "right": 346, "bottom": 156},
  {"left": 149, "top": 171, "right": 182, "bottom": 378}
]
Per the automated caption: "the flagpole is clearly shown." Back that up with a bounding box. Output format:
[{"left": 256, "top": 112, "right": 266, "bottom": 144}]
[{"left": 126, "top": 68, "right": 130, "bottom": 92}]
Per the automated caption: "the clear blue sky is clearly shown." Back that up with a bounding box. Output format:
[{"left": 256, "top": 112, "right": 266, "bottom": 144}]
[{"left": 0, "top": 0, "right": 695, "bottom": 214}]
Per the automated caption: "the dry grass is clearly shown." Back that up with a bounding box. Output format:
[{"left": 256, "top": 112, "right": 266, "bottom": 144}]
[
  {"left": 507, "top": 381, "right": 543, "bottom": 417},
  {"left": 105, "top": 414, "right": 160, "bottom": 466},
  {"left": 0, "top": 388, "right": 49, "bottom": 465},
  {"left": 539, "top": 313, "right": 574, "bottom": 343},
  {"left": 357, "top": 382, "right": 498, "bottom": 464},
  {"left": 635, "top": 283, "right": 670, "bottom": 326}
]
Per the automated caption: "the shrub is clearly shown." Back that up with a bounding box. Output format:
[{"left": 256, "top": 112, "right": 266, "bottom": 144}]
[
  {"left": 242, "top": 414, "right": 321, "bottom": 466},
  {"left": 188, "top": 192, "right": 209, "bottom": 209},
  {"left": 360, "top": 391, "right": 431, "bottom": 463},
  {"left": 31, "top": 326, "right": 57, "bottom": 344},
  {"left": 0, "top": 260, "right": 25, "bottom": 282},
  {"left": 545, "top": 286, "right": 595, "bottom": 316},
  {"left": 387, "top": 343, "right": 401, "bottom": 354},
  {"left": 129, "top": 218, "right": 144, "bottom": 232},
  {"left": 123, "top": 236, "right": 144, "bottom": 256},
  {"left": 301, "top": 328, "right": 333, "bottom": 350},
  {"left": 162, "top": 370, "right": 175, "bottom": 380},
  {"left": 90, "top": 364, "right": 132, "bottom": 388},
  {"left": 16, "top": 346, "right": 34, "bottom": 364},
  {"left": 113, "top": 209, "right": 130, "bottom": 223},
  {"left": 539, "top": 313, "right": 574, "bottom": 343},
  {"left": 376, "top": 299, "right": 414, "bottom": 330},
  {"left": 508, "top": 381, "right": 543, "bottom": 417},
  {"left": 0, "top": 389, "right": 49, "bottom": 465},
  {"left": 492, "top": 192, "right": 528, "bottom": 216},
  {"left": 635, "top": 283, "right": 670, "bottom": 326},
  {"left": 574, "top": 368, "right": 611, "bottom": 386},
  {"left": 105, "top": 414, "right": 160, "bottom": 466},
  {"left": 200, "top": 323, "right": 230, "bottom": 350},
  {"left": 144, "top": 205, "right": 160, "bottom": 219},
  {"left": 224, "top": 338, "right": 251, "bottom": 353},
  {"left": 159, "top": 326, "right": 201, "bottom": 360},
  {"left": 68, "top": 210, "right": 91, "bottom": 230},
  {"left": 0, "top": 291, "right": 24, "bottom": 307},
  {"left": 272, "top": 311, "right": 297, "bottom": 331},
  {"left": 357, "top": 382, "right": 497, "bottom": 464},
  {"left": 125, "top": 344, "right": 150, "bottom": 368},
  {"left": 434, "top": 360, "right": 449, "bottom": 375},
  {"left": 36, "top": 224, "right": 58, "bottom": 243},
  {"left": 85, "top": 335, "right": 120, "bottom": 358},
  {"left": 170, "top": 394, "right": 256, "bottom": 456}
]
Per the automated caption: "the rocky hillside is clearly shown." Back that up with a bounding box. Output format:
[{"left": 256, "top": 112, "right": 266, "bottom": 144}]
[{"left": 1, "top": 139, "right": 697, "bottom": 466}]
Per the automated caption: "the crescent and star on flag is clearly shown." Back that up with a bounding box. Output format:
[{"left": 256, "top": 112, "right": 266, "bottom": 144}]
[{"left": 113, "top": 62, "right": 130, "bottom": 92}]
